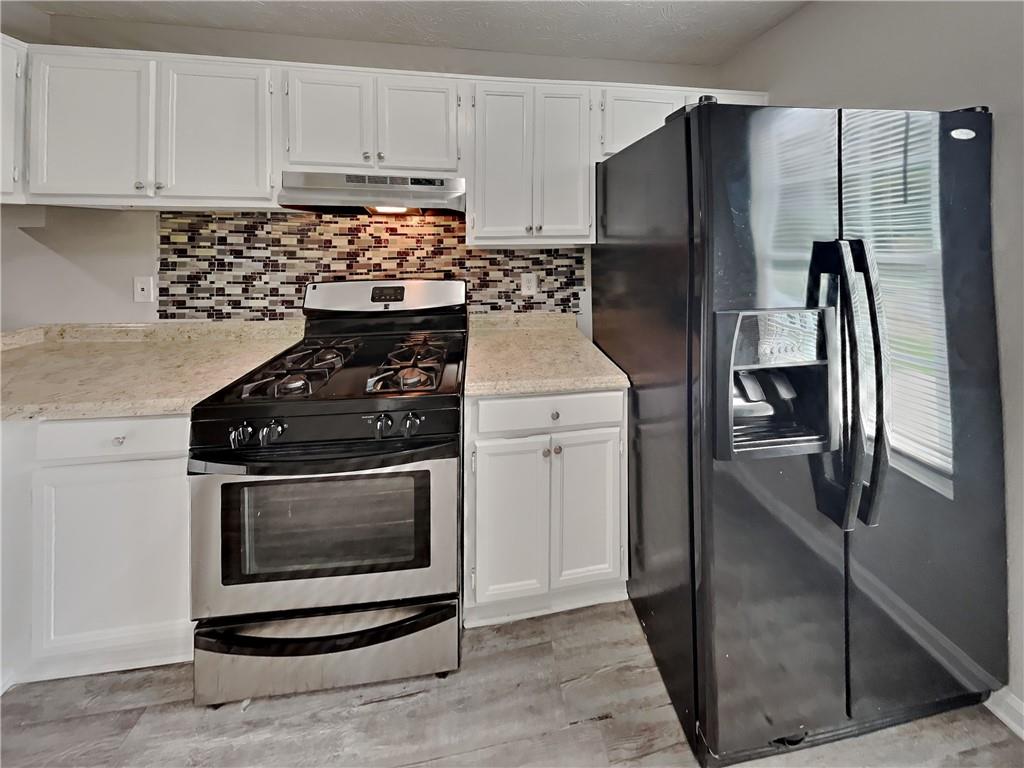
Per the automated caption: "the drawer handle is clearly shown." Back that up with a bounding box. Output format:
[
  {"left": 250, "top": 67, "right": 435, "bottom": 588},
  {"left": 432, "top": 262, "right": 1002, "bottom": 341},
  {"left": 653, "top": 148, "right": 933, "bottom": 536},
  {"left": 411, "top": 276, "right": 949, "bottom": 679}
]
[
  {"left": 112, "top": 436, "right": 126, "bottom": 447},
  {"left": 542, "top": 448, "right": 551, "bottom": 458},
  {"left": 553, "top": 445, "right": 562, "bottom": 455},
  {"left": 551, "top": 411, "right": 560, "bottom": 421}
]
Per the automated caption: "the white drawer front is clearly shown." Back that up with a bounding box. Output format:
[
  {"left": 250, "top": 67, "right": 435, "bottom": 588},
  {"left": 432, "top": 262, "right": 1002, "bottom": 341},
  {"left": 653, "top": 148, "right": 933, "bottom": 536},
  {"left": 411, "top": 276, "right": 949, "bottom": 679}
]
[
  {"left": 37, "top": 416, "right": 189, "bottom": 462},
  {"left": 477, "top": 391, "right": 623, "bottom": 435}
]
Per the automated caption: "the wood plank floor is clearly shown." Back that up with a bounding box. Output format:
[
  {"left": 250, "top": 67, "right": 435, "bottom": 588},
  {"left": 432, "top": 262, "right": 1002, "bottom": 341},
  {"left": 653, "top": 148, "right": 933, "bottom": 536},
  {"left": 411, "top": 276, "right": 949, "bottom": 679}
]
[{"left": 2, "top": 601, "right": 1020, "bottom": 767}]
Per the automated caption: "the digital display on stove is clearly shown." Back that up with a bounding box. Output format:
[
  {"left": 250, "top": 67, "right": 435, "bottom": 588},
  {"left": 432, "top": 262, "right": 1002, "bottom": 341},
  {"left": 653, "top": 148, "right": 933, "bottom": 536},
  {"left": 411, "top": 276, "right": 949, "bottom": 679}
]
[{"left": 371, "top": 286, "right": 405, "bottom": 303}]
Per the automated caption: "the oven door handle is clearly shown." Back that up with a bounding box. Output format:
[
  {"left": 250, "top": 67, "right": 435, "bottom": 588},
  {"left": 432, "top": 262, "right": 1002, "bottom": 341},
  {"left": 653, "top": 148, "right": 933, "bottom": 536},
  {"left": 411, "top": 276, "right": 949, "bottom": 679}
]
[
  {"left": 194, "top": 603, "right": 456, "bottom": 657},
  {"left": 188, "top": 439, "right": 459, "bottom": 476}
]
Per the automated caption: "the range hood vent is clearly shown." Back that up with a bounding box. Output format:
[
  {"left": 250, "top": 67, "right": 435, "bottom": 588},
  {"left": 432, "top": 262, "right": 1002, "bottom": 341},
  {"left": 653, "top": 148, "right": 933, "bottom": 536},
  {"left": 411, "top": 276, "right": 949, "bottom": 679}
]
[{"left": 278, "top": 171, "right": 465, "bottom": 215}]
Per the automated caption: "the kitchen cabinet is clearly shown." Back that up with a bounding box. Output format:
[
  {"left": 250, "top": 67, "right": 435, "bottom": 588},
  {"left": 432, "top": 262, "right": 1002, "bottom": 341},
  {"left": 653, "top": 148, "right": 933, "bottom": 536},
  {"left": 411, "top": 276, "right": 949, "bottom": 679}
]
[
  {"left": 28, "top": 52, "right": 155, "bottom": 197},
  {"left": 284, "top": 70, "right": 458, "bottom": 172},
  {"left": 285, "top": 68, "right": 374, "bottom": 168},
  {"left": 599, "top": 87, "right": 687, "bottom": 156},
  {"left": 2, "top": 36, "right": 26, "bottom": 202},
  {"left": 156, "top": 60, "right": 273, "bottom": 200},
  {"left": 377, "top": 75, "right": 458, "bottom": 171},
  {"left": 473, "top": 434, "right": 551, "bottom": 603},
  {"left": 465, "top": 391, "right": 627, "bottom": 625},
  {"left": 470, "top": 81, "right": 591, "bottom": 244}
]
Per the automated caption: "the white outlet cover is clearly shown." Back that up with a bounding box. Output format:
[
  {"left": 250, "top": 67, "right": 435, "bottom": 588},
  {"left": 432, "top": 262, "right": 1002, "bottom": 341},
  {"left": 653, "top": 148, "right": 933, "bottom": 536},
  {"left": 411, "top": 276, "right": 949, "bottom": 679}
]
[
  {"left": 521, "top": 273, "right": 539, "bottom": 295},
  {"left": 133, "top": 275, "right": 155, "bottom": 303}
]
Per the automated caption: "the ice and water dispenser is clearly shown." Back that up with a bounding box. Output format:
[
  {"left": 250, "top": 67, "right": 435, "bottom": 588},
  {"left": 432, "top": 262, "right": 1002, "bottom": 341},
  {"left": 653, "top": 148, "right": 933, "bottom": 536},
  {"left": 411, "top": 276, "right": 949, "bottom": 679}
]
[{"left": 714, "top": 308, "right": 840, "bottom": 460}]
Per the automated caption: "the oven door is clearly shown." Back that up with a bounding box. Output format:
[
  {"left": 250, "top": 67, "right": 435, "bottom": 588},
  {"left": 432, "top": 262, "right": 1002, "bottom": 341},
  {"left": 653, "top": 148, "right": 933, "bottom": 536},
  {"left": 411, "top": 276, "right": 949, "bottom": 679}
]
[{"left": 189, "top": 439, "right": 458, "bottom": 620}]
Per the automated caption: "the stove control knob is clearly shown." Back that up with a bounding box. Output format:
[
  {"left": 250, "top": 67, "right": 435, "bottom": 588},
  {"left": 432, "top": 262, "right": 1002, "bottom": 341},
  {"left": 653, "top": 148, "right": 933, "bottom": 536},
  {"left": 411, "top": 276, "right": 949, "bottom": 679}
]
[
  {"left": 258, "top": 420, "right": 286, "bottom": 447},
  {"left": 374, "top": 414, "right": 394, "bottom": 439},
  {"left": 229, "top": 423, "right": 254, "bottom": 449},
  {"left": 401, "top": 412, "right": 423, "bottom": 437}
]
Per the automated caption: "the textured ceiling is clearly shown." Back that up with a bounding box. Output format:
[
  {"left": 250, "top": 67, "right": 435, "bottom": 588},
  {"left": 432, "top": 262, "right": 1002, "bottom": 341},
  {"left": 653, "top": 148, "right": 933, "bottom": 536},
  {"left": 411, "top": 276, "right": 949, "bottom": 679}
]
[{"left": 22, "top": 1, "right": 805, "bottom": 65}]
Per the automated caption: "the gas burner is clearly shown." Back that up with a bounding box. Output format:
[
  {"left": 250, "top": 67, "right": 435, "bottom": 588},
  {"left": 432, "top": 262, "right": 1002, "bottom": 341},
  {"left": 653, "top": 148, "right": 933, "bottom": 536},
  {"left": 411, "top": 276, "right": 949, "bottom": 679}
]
[
  {"left": 266, "top": 338, "right": 360, "bottom": 374},
  {"left": 366, "top": 335, "right": 448, "bottom": 393},
  {"left": 240, "top": 368, "right": 331, "bottom": 400}
]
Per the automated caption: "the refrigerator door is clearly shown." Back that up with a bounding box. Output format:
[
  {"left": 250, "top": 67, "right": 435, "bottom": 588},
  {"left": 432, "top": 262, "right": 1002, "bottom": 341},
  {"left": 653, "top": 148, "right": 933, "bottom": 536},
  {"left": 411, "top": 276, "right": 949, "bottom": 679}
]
[
  {"left": 691, "top": 104, "right": 849, "bottom": 758},
  {"left": 842, "top": 109, "right": 1008, "bottom": 722},
  {"left": 592, "top": 113, "right": 699, "bottom": 748}
]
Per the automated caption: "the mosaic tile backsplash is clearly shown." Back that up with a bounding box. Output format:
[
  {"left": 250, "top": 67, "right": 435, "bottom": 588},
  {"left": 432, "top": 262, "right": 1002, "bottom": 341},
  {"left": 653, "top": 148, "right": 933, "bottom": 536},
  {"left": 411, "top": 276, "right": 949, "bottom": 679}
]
[{"left": 158, "top": 212, "right": 585, "bottom": 320}]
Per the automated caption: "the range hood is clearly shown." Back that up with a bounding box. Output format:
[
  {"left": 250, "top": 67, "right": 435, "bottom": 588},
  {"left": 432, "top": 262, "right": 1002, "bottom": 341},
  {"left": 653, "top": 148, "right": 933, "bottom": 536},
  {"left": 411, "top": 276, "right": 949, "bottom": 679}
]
[{"left": 278, "top": 171, "right": 465, "bottom": 215}]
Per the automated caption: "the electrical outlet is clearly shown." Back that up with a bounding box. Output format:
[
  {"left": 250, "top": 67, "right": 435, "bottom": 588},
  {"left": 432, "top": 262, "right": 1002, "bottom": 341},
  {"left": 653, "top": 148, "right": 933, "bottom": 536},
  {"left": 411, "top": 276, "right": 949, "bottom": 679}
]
[
  {"left": 521, "top": 272, "right": 539, "bottom": 295},
  {"left": 133, "top": 276, "right": 155, "bottom": 303}
]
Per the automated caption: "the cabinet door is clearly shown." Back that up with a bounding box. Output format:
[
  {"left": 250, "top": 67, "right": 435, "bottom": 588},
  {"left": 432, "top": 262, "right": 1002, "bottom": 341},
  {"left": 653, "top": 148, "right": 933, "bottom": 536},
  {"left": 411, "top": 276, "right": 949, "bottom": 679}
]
[
  {"left": 29, "top": 53, "right": 154, "bottom": 196},
  {"left": 474, "top": 434, "right": 551, "bottom": 603},
  {"left": 472, "top": 82, "right": 533, "bottom": 239},
  {"left": 534, "top": 85, "right": 591, "bottom": 239},
  {"left": 32, "top": 458, "right": 190, "bottom": 665},
  {"left": 550, "top": 427, "right": 622, "bottom": 589},
  {"left": 1, "top": 39, "right": 23, "bottom": 196},
  {"left": 601, "top": 87, "right": 686, "bottom": 156},
  {"left": 377, "top": 75, "right": 457, "bottom": 171},
  {"left": 286, "top": 68, "right": 373, "bottom": 168},
  {"left": 157, "top": 60, "right": 272, "bottom": 199}
]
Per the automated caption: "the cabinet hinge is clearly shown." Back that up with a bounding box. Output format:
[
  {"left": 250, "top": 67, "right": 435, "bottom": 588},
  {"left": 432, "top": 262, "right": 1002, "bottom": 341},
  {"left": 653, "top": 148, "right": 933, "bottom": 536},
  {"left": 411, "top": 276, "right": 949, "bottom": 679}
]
[
  {"left": 15, "top": 61, "right": 21, "bottom": 78},
  {"left": 470, "top": 568, "right": 476, "bottom": 590},
  {"left": 285, "top": 139, "right": 290, "bottom": 153},
  {"left": 619, "top": 439, "right": 624, "bottom": 455},
  {"left": 284, "top": 79, "right": 289, "bottom": 96},
  {"left": 588, "top": 97, "right": 592, "bottom": 111},
  {"left": 600, "top": 100, "right": 605, "bottom": 111},
  {"left": 620, "top": 545, "right": 625, "bottom": 570},
  {"left": 268, "top": 80, "right": 274, "bottom": 95},
  {"left": 268, "top": 171, "right": 274, "bottom": 189},
  {"left": 471, "top": 451, "right": 477, "bottom": 473},
  {"left": 457, "top": 94, "right": 462, "bottom": 108},
  {"left": 12, "top": 166, "right": 19, "bottom": 183},
  {"left": 470, "top": 213, "right": 476, "bottom": 231},
  {"left": 600, "top": 134, "right": 605, "bottom": 145}
]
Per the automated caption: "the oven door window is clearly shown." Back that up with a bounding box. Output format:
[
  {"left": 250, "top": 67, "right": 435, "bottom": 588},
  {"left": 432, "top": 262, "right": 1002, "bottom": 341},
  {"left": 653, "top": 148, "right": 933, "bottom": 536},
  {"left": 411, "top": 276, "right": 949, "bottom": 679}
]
[{"left": 221, "top": 471, "right": 430, "bottom": 585}]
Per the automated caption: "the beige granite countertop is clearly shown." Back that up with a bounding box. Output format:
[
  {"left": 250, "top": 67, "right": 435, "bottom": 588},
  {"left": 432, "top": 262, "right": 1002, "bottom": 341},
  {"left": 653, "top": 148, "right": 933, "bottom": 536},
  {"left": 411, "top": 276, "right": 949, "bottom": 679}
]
[
  {"left": 465, "top": 313, "right": 628, "bottom": 397},
  {"left": 1, "top": 314, "right": 628, "bottom": 421},
  {"left": 1, "top": 321, "right": 304, "bottom": 421}
]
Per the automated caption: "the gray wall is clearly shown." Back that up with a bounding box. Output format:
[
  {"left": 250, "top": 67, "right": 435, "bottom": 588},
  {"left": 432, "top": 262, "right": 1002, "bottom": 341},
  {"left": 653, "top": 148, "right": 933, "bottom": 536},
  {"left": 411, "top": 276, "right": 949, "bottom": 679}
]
[{"left": 718, "top": 0, "right": 1024, "bottom": 707}]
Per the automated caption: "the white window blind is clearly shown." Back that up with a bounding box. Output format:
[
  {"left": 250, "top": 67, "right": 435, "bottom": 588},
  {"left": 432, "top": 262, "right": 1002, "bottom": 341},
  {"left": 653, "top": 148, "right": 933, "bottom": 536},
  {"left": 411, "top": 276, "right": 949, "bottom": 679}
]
[{"left": 842, "top": 110, "right": 953, "bottom": 477}]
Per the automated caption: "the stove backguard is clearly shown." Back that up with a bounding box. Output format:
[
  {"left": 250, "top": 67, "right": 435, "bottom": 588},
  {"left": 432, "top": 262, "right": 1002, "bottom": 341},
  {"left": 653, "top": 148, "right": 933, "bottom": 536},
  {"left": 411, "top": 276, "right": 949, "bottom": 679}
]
[{"left": 714, "top": 308, "right": 840, "bottom": 460}]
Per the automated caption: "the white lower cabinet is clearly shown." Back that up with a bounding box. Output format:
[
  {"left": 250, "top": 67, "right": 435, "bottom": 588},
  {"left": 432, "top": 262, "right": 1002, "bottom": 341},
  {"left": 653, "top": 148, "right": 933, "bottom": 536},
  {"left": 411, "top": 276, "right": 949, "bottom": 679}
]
[{"left": 466, "top": 391, "right": 627, "bottom": 625}]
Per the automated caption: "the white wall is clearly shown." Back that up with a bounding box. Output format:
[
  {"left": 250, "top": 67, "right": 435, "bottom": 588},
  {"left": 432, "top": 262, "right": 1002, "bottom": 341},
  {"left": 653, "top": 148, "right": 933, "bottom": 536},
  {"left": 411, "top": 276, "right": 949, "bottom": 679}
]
[
  {"left": 1, "top": 206, "right": 160, "bottom": 329},
  {"left": 718, "top": 0, "right": 1024, "bottom": 718},
  {"left": 40, "top": 14, "right": 720, "bottom": 88}
]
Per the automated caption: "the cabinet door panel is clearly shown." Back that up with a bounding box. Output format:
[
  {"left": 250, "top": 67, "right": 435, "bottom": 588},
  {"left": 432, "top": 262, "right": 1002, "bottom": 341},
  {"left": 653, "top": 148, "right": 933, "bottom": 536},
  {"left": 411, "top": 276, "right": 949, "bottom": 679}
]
[
  {"left": 551, "top": 427, "right": 621, "bottom": 589},
  {"left": 474, "top": 434, "right": 551, "bottom": 603},
  {"left": 601, "top": 87, "right": 686, "bottom": 156},
  {"left": 33, "top": 459, "right": 189, "bottom": 655},
  {"left": 29, "top": 53, "right": 154, "bottom": 196},
  {"left": 534, "top": 85, "right": 590, "bottom": 239},
  {"left": 287, "top": 68, "right": 373, "bottom": 168},
  {"left": 472, "top": 82, "right": 533, "bottom": 239},
  {"left": 157, "top": 61, "right": 271, "bottom": 199},
  {"left": 377, "top": 75, "right": 457, "bottom": 171},
  {"left": 1, "top": 40, "right": 21, "bottom": 196}
]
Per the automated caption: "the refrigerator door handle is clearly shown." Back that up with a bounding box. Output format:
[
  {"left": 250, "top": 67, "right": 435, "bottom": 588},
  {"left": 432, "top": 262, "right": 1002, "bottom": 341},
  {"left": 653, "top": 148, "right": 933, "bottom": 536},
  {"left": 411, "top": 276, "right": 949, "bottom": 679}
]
[
  {"left": 847, "top": 238, "right": 892, "bottom": 526},
  {"left": 807, "top": 240, "right": 868, "bottom": 531}
]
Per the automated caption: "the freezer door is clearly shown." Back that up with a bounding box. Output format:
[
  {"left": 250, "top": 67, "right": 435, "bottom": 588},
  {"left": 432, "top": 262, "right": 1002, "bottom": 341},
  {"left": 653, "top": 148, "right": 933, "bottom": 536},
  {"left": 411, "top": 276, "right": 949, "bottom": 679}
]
[
  {"left": 842, "top": 109, "right": 1008, "bottom": 722},
  {"left": 692, "top": 104, "right": 848, "bottom": 758}
]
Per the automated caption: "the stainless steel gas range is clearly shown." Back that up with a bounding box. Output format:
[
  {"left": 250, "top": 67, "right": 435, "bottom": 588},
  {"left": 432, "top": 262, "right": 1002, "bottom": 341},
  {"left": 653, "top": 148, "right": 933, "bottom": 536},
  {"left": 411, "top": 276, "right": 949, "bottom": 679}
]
[{"left": 187, "top": 279, "right": 466, "bottom": 705}]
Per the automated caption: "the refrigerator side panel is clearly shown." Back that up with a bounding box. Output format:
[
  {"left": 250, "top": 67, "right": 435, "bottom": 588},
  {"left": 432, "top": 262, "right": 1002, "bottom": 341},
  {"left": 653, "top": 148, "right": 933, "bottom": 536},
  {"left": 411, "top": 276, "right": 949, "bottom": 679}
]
[
  {"left": 592, "top": 114, "right": 698, "bottom": 750},
  {"left": 692, "top": 103, "right": 848, "bottom": 759},
  {"left": 845, "top": 109, "right": 1008, "bottom": 721}
]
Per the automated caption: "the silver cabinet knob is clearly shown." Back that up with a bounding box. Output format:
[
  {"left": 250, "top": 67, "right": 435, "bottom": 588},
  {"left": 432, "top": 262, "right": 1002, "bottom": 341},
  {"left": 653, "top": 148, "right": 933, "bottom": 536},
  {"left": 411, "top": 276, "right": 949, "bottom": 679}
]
[
  {"left": 134, "top": 181, "right": 145, "bottom": 190},
  {"left": 112, "top": 436, "right": 126, "bottom": 447},
  {"left": 542, "top": 448, "right": 551, "bottom": 458},
  {"left": 551, "top": 410, "right": 560, "bottom": 421},
  {"left": 553, "top": 445, "right": 562, "bottom": 455},
  {"left": 377, "top": 151, "right": 385, "bottom": 161},
  {"left": 526, "top": 225, "right": 534, "bottom": 233},
  {"left": 154, "top": 182, "right": 165, "bottom": 190},
  {"left": 536, "top": 224, "right": 544, "bottom": 233},
  {"left": 362, "top": 151, "right": 371, "bottom": 161}
]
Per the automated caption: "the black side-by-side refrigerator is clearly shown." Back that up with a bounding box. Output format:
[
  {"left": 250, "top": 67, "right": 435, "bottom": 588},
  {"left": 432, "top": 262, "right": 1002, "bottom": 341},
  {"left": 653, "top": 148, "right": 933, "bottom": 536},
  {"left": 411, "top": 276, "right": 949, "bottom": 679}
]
[{"left": 591, "top": 101, "right": 1007, "bottom": 766}]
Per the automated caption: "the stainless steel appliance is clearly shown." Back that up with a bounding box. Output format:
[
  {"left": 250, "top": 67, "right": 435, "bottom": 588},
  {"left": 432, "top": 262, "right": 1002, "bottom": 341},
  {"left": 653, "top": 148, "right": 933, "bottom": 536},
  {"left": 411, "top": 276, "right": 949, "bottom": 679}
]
[
  {"left": 278, "top": 171, "right": 466, "bottom": 214},
  {"left": 188, "top": 279, "right": 467, "bottom": 705},
  {"left": 592, "top": 100, "right": 1007, "bottom": 764}
]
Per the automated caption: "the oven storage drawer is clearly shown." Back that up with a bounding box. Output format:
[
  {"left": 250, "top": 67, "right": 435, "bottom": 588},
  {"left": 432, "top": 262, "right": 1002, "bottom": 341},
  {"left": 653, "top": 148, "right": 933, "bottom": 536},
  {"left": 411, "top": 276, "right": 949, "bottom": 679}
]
[
  {"left": 37, "top": 416, "right": 189, "bottom": 462},
  {"left": 193, "top": 600, "right": 459, "bottom": 705},
  {"left": 476, "top": 391, "right": 624, "bottom": 435}
]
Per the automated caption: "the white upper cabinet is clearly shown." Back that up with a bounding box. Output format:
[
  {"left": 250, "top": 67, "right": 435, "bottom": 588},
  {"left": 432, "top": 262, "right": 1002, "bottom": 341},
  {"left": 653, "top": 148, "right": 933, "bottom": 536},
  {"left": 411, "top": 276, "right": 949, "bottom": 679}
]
[
  {"left": 1, "top": 37, "right": 26, "bottom": 199},
  {"left": 29, "top": 53, "right": 155, "bottom": 196},
  {"left": 472, "top": 81, "right": 534, "bottom": 239},
  {"left": 377, "top": 75, "right": 458, "bottom": 171},
  {"left": 550, "top": 428, "right": 622, "bottom": 590},
  {"left": 157, "top": 60, "right": 272, "bottom": 199},
  {"left": 285, "top": 68, "right": 373, "bottom": 168},
  {"left": 600, "top": 87, "right": 686, "bottom": 156},
  {"left": 533, "top": 85, "right": 590, "bottom": 239}
]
